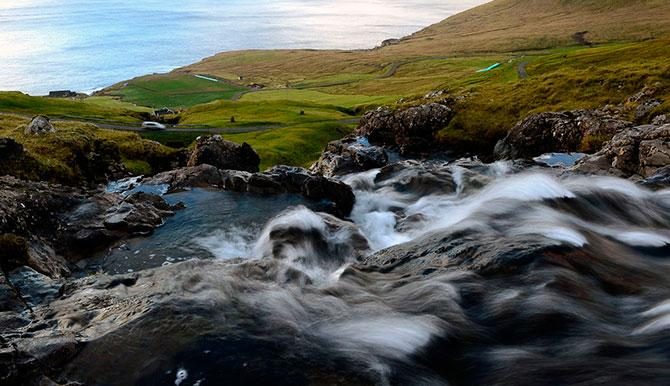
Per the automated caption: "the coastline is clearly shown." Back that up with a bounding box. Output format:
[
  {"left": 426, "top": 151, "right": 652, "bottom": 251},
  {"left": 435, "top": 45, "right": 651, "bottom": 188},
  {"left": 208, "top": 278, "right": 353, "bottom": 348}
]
[{"left": 1, "top": 0, "right": 476, "bottom": 96}]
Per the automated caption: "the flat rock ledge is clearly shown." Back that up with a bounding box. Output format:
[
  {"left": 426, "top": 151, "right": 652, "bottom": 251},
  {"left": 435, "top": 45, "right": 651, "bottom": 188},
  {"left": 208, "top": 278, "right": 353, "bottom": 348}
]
[
  {"left": 143, "top": 164, "right": 355, "bottom": 217},
  {"left": 0, "top": 176, "right": 179, "bottom": 278}
]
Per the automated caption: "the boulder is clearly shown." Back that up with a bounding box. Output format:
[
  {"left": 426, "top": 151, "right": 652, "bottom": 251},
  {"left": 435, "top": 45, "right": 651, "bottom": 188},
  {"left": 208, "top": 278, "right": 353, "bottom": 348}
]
[
  {"left": 356, "top": 103, "right": 453, "bottom": 155},
  {"left": 24, "top": 115, "right": 55, "bottom": 135},
  {"left": 573, "top": 124, "right": 670, "bottom": 178},
  {"left": 494, "top": 110, "right": 633, "bottom": 160},
  {"left": 641, "top": 165, "right": 670, "bottom": 189},
  {"left": 310, "top": 136, "right": 388, "bottom": 177},
  {"left": 187, "top": 135, "right": 260, "bottom": 173},
  {"left": 652, "top": 114, "right": 670, "bottom": 126}
]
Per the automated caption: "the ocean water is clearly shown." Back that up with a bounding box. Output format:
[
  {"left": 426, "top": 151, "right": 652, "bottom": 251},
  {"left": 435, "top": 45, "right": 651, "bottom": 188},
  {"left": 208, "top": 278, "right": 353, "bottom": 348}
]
[{"left": 0, "top": 0, "right": 486, "bottom": 95}]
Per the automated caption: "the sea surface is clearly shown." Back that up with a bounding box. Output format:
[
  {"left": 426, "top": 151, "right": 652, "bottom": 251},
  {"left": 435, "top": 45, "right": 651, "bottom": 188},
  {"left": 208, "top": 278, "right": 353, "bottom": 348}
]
[{"left": 0, "top": 0, "right": 487, "bottom": 95}]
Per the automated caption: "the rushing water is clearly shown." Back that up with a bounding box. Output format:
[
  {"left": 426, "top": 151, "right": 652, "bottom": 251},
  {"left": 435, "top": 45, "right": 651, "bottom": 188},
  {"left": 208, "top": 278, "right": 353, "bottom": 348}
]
[
  {"left": 87, "top": 187, "right": 331, "bottom": 274},
  {"left": 67, "top": 157, "right": 670, "bottom": 385},
  {"left": 0, "top": 0, "right": 487, "bottom": 95}
]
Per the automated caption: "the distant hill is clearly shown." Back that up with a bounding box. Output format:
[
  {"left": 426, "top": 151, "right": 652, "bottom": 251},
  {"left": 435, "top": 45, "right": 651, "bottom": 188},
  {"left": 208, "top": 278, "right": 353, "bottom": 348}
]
[
  {"left": 181, "top": 0, "right": 670, "bottom": 84},
  {"left": 391, "top": 0, "right": 670, "bottom": 54}
]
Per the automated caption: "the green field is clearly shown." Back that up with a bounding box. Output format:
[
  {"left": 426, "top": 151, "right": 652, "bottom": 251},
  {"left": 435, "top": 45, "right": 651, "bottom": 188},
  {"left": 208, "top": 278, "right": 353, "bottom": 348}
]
[
  {"left": 103, "top": 73, "right": 248, "bottom": 108},
  {"left": 0, "top": 92, "right": 150, "bottom": 123},
  {"left": 222, "top": 122, "right": 355, "bottom": 170}
]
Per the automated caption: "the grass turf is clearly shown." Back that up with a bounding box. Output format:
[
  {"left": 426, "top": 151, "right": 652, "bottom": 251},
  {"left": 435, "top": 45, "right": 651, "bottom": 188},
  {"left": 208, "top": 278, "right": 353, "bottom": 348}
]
[{"left": 103, "top": 73, "right": 248, "bottom": 109}]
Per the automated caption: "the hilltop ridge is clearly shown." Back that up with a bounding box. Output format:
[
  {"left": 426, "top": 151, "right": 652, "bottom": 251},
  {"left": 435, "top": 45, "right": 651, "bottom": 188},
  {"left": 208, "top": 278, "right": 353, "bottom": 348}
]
[{"left": 394, "top": 0, "right": 670, "bottom": 55}]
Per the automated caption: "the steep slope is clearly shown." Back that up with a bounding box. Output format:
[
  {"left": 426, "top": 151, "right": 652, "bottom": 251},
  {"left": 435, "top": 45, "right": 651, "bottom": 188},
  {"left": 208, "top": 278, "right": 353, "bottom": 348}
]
[{"left": 392, "top": 0, "right": 670, "bottom": 54}]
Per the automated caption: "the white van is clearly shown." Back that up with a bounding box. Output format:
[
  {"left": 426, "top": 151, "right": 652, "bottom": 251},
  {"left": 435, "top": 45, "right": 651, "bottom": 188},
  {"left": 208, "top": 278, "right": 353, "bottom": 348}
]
[{"left": 141, "top": 121, "right": 167, "bottom": 131}]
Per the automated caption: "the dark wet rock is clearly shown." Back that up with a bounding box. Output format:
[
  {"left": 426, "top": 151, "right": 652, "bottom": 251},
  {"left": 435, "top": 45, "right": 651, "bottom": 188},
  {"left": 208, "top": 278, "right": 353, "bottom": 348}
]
[
  {"left": 63, "top": 192, "right": 177, "bottom": 256},
  {"left": 310, "top": 136, "right": 389, "bottom": 177},
  {"left": 0, "top": 177, "right": 80, "bottom": 277},
  {"left": 0, "top": 272, "right": 27, "bottom": 313},
  {"left": 77, "top": 139, "right": 127, "bottom": 184},
  {"left": 24, "top": 115, "right": 55, "bottom": 135},
  {"left": 144, "top": 164, "right": 229, "bottom": 190},
  {"left": 256, "top": 207, "right": 370, "bottom": 274},
  {"left": 356, "top": 228, "right": 555, "bottom": 277},
  {"left": 262, "top": 165, "right": 312, "bottom": 192},
  {"left": 5, "top": 220, "right": 670, "bottom": 386},
  {"left": 573, "top": 124, "right": 670, "bottom": 178},
  {"left": 0, "top": 176, "right": 176, "bottom": 277},
  {"left": 494, "top": 110, "right": 633, "bottom": 160},
  {"left": 0, "top": 260, "right": 377, "bottom": 386},
  {"left": 246, "top": 174, "right": 283, "bottom": 195},
  {"left": 102, "top": 192, "right": 173, "bottom": 235},
  {"left": 7, "top": 267, "right": 63, "bottom": 308},
  {"left": 187, "top": 135, "right": 260, "bottom": 173},
  {"left": 375, "top": 160, "right": 458, "bottom": 195},
  {"left": 145, "top": 165, "right": 355, "bottom": 217},
  {"left": 356, "top": 103, "right": 453, "bottom": 155},
  {"left": 372, "top": 159, "right": 496, "bottom": 196},
  {"left": 302, "top": 175, "right": 355, "bottom": 216},
  {"left": 641, "top": 165, "right": 670, "bottom": 189}
]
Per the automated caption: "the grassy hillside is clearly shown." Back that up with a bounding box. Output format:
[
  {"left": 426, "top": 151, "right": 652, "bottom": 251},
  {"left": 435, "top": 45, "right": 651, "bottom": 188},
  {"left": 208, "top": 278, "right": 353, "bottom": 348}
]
[
  {"left": 393, "top": 0, "right": 670, "bottom": 55},
  {"left": 3, "top": 0, "right": 670, "bottom": 171},
  {"left": 103, "top": 73, "right": 248, "bottom": 109},
  {"left": 0, "top": 92, "right": 150, "bottom": 123},
  {"left": 436, "top": 40, "right": 670, "bottom": 152},
  {"left": 0, "top": 113, "right": 180, "bottom": 182}
]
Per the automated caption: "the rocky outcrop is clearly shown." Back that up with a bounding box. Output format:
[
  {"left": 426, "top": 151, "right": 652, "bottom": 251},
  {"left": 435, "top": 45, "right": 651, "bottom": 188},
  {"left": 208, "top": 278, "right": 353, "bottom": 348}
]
[
  {"left": 356, "top": 103, "right": 453, "bottom": 155},
  {"left": 145, "top": 164, "right": 355, "bottom": 217},
  {"left": 641, "top": 165, "right": 670, "bottom": 188},
  {"left": 652, "top": 114, "right": 670, "bottom": 126},
  {"left": 1, "top": 134, "right": 129, "bottom": 185},
  {"left": 573, "top": 123, "right": 670, "bottom": 178},
  {"left": 494, "top": 110, "right": 633, "bottom": 160},
  {"left": 310, "top": 136, "right": 388, "bottom": 177},
  {"left": 0, "top": 138, "right": 42, "bottom": 181},
  {"left": 72, "top": 138, "right": 128, "bottom": 184},
  {"left": 24, "top": 115, "right": 55, "bottom": 135},
  {"left": 188, "top": 135, "right": 260, "bottom": 173},
  {"left": 0, "top": 137, "right": 23, "bottom": 157},
  {"left": 0, "top": 176, "right": 178, "bottom": 277},
  {"left": 624, "top": 85, "right": 664, "bottom": 122}
]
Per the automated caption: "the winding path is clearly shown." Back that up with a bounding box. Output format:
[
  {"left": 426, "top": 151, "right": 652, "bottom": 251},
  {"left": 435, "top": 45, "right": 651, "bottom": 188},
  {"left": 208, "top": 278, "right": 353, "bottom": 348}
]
[
  {"left": 517, "top": 61, "right": 529, "bottom": 79},
  {"left": 0, "top": 112, "right": 359, "bottom": 135}
]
